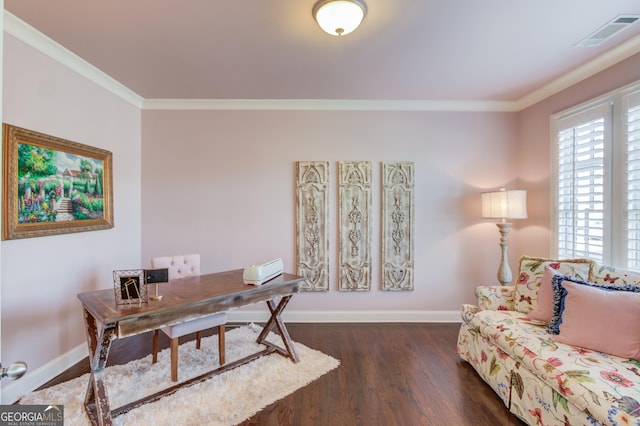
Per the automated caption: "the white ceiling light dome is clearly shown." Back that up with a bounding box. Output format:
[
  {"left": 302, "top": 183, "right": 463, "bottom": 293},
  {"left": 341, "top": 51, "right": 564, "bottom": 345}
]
[{"left": 313, "top": 0, "right": 367, "bottom": 36}]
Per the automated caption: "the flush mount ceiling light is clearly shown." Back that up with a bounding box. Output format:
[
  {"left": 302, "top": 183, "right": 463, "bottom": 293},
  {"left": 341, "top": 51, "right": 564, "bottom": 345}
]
[{"left": 313, "top": 0, "right": 367, "bottom": 36}]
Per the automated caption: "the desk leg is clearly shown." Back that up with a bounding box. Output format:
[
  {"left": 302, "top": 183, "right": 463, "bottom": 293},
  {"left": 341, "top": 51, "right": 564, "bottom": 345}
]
[
  {"left": 82, "top": 308, "right": 116, "bottom": 426},
  {"left": 257, "top": 296, "right": 299, "bottom": 363}
]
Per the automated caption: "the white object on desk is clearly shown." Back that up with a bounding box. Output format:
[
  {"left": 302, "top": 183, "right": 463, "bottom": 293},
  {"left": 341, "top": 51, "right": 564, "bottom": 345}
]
[{"left": 243, "top": 258, "right": 284, "bottom": 285}]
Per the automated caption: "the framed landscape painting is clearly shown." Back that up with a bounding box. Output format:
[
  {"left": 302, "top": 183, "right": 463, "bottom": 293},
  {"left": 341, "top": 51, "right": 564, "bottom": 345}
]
[{"left": 2, "top": 124, "right": 114, "bottom": 240}]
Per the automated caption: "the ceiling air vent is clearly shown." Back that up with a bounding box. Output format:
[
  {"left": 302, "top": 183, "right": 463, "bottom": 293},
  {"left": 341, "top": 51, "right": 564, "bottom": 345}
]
[{"left": 575, "top": 15, "right": 640, "bottom": 47}]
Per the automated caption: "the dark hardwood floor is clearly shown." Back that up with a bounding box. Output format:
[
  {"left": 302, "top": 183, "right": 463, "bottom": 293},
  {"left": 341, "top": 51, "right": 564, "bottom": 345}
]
[{"left": 38, "top": 323, "right": 524, "bottom": 426}]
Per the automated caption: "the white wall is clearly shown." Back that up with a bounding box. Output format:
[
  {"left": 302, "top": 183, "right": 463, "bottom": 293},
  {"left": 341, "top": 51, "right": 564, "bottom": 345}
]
[
  {"left": 141, "top": 109, "right": 519, "bottom": 317},
  {"left": 1, "top": 34, "right": 141, "bottom": 400}
]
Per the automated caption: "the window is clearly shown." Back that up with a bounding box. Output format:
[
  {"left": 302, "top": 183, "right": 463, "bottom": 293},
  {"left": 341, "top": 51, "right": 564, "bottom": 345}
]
[
  {"left": 551, "top": 81, "right": 640, "bottom": 268},
  {"left": 626, "top": 91, "right": 640, "bottom": 268}
]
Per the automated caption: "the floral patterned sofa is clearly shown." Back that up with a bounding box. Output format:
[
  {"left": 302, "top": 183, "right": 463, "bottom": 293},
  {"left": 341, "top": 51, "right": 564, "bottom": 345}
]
[{"left": 457, "top": 256, "right": 640, "bottom": 426}]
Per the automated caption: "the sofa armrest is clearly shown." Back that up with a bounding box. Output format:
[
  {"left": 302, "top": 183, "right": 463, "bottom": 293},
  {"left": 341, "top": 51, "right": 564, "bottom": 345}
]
[{"left": 475, "top": 286, "right": 515, "bottom": 311}]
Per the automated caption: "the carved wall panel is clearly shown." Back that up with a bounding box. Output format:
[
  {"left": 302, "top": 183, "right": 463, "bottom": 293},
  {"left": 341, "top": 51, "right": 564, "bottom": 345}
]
[
  {"left": 295, "top": 161, "right": 330, "bottom": 292},
  {"left": 381, "top": 161, "right": 414, "bottom": 291},
  {"left": 338, "top": 161, "right": 372, "bottom": 291}
]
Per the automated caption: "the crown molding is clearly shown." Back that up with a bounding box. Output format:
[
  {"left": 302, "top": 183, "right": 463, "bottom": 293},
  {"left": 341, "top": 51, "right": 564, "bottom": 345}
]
[
  {"left": 5, "top": 10, "right": 640, "bottom": 113},
  {"left": 4, "top": 11, "right": 144, "bottom": 109},
  {"left": 0, "top": 11, "right": 517, "bottom": 113},
  {"left": 142, "top": 98, "right": 518, "bottom": 112},
  {"left": 516, "top": 33, "right": 640, "bottom": 110}
]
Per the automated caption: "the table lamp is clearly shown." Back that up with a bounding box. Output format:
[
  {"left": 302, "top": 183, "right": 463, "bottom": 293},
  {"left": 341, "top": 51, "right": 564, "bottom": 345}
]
[{"left": 481, "top": 187, "right": 527, "bottom": 285}]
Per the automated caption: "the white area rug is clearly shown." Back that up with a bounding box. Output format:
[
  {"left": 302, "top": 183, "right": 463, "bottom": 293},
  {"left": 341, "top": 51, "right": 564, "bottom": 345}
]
[{"left": 19, "top": 324, "right": 340, "bottom": 425}]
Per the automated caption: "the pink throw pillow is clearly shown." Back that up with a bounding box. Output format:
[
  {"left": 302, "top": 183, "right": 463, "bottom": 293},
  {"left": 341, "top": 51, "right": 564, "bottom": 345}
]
[
  {"left": 526, "top": 265, "right": 562, "bottom": 324},
  {"left": 552, "top": 280, "right": 640, "bottom": 360}
]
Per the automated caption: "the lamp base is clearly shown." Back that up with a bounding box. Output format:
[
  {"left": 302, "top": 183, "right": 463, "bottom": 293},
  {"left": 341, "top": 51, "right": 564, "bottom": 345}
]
[
  {"left": 496, "top": 222, "right": 513, "bottom": 286},
  {"left": 150, "top": 283, "right": 163, "bottom": 301}
]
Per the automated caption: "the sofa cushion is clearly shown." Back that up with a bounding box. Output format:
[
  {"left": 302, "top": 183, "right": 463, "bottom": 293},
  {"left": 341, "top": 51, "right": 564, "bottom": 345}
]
[
  {"left": 514, "top": 256, "right": 594, "bottom": 314},
  {"left": 467, "top": 308, "right": 640, "bottom": 424},
  {"left": 550, "top": 279, "right": 640, "bottom": 361}
]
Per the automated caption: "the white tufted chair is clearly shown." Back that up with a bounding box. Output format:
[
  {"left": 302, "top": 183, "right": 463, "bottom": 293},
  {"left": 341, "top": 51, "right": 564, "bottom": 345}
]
[{"left": 151, "top": 254, "right": 226, "bottom": 382}]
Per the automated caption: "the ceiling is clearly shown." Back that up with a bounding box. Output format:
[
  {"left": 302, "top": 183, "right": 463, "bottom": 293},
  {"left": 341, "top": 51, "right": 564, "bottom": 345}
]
[{"left": 4, "top": 0, "right": 640, "bottom": 104}]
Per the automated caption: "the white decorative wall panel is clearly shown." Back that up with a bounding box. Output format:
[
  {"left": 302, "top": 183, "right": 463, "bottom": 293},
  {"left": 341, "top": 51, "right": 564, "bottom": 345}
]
[
  {"left": 381, "top": 161, "right": 414, "bottom": 291},
  {"left": 338, "top": 161, "right": 372, "bottom": 291},
  {"left": 296, "top": 161, "right": 330, "bottom": 292}
]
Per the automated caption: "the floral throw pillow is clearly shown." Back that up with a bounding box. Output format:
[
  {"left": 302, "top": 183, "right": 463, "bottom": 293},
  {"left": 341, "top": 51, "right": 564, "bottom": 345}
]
[
  {"left": 514, "top": 256, "right": 594, "bottom": 314},
  {"left": 526, "top": 265, "right": 564, "bottom": 324}
]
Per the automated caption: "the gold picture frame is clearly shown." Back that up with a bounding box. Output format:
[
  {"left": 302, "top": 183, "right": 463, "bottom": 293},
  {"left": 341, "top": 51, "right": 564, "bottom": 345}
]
[{"left": 2, "top": 123, "right": 114, "bottom": 240}]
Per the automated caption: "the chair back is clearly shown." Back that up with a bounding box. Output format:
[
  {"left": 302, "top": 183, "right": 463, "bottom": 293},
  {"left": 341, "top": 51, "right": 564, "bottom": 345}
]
[{"left": 151, "top": 254, "right": 201, "bottom": 280}]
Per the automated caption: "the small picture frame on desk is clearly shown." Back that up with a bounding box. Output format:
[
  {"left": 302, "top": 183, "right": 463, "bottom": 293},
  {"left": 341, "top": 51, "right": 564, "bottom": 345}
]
[
  {"left": 113, "top": 269, "right": 148, "bottom": 306},
  {"left": 145, "top": 268, "right": 169, "bottom": 301}
]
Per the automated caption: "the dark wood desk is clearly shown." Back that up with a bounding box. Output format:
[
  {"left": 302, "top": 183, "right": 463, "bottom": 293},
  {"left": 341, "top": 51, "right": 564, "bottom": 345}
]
[{"left": 77, "top": 269, "right": 304, "bottom": 426}]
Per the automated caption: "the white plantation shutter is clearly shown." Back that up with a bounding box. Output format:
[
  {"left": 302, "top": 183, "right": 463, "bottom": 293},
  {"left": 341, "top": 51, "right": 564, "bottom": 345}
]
[
  {"left": 626, "top": 91, "right": 640, "bottom": 268},
  {"left": 552, "top": 81, "right": 640, "bottom": 269},
  {"left": 554, "top": 104, "right": 609, "bottom": 262}
]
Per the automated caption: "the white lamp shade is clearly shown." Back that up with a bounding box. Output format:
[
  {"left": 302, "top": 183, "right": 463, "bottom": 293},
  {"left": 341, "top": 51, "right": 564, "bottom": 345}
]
[
  {"left": 313, "top": 0, "right": 367, "bottom": 36},
  {"left": 481, "top": 189, "right": 528, "bottom": 219}
]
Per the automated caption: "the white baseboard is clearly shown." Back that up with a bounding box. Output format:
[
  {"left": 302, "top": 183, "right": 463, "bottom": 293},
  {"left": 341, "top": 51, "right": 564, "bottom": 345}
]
[
  {"left": 1, "top": 343, "right": 88, "bottom": 404},
  {"left": 1, "top": 310, "right": 461, "bottom": 404}
]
